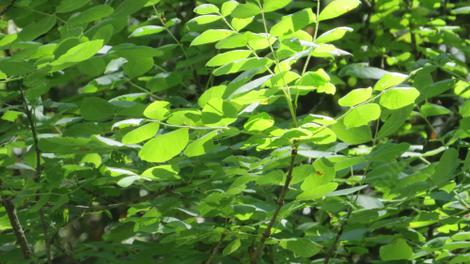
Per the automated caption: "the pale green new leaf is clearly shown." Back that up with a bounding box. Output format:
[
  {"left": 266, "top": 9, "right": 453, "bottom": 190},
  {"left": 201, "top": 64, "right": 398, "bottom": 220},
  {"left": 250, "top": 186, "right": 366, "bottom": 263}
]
[
  {"left": 194, "top": 4, "right": 219, "bottom": 15},
  {"left": 221, "top": 0, "right": 239, "bottom": 16},
  {"left": 122, "top": 122, "right": 160, "bottom": 144},
  {"left": 271, "top": 8, "right": 316, "bottom": 36},
  {"left": 139, "top": 128, "right": 189, "bottom": 163},
  {"left": 191, "top": 29, "right": 234, "bottom": 46},
  {"left": 263, "top": 0, "right": 292, "bottom": 12},
  {"left": 379, "top": 87, "right": 420, "bottom": 110},
  {"left": 374, "top": 72, "right": 408, "bottom": 91},
  {"left": 117, "top": 175, "right": 141, "bottom": 188},
  {"left": 143, "top": 100, "right": 170, "bottom": 121},
  {"left": 231, "top": 2, "right": 260, "bottom": 18},
  {"left": 189, "top": 15, "right": 222, "bottom": 25},
  {"left": 338, "top": 87, "right": 372, "bottom": 107},
  {"left": 231, "top": 17, "right": 253, "bottom": 31},
  {"left": 318, "top": 0, "right": 361, "bottom": 21},
  {"left": 315, "top": 27, "right": 353, "bottom": 44},
  {"left": 344, "top": 103, "right": 381, "bottom": 128},
  {"left": 129, "top": 25, "right": 165, "bottom": 37},
  {"left": 206, "top": 50, "right": 252, "bottom": 67},
  {"left": 184, "top": 131, "right": 218, "bottom": 157},
  {"left": 244, "top": 112, "right": 274, "bottom": 132}
]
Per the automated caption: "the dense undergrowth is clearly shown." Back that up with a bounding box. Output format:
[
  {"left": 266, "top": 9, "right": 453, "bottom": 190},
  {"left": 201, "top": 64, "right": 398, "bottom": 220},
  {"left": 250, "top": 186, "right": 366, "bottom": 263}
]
[{"left": 0, "top": 0, "right": 469, "bottom": 263}]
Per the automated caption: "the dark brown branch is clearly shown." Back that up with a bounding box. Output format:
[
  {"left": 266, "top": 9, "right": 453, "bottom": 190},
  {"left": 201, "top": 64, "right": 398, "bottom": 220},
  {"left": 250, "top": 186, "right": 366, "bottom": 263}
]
[
  {"left": 323, "top": 208, "right": 353, "bottom": 264},
  {"left": 250, "top": 146, "right": 298, "bottom": 263},
  {"left": 1, "top": 195, "right": 33, "bottom": 259},
  {"left": 19, "top": 85, "right": 51, "bottom": 263},
  {"left": 204, "top": 229, "right": 227, "bottom": 264},
  {"left": 71, "top": 184, "right": 183, "bottom": 212}
]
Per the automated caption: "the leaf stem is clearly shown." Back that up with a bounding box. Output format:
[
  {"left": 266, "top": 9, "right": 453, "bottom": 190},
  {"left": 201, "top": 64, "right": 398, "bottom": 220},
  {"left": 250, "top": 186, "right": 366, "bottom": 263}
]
[{"left": 296, "top": 0, "right": 321, "bottom": 110}]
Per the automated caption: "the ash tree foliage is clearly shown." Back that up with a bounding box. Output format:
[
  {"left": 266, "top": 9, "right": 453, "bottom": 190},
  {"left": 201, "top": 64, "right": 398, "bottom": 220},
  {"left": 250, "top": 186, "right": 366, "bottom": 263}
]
[{"left": 0, "top": 0, "right": 469, "bottom": 263}]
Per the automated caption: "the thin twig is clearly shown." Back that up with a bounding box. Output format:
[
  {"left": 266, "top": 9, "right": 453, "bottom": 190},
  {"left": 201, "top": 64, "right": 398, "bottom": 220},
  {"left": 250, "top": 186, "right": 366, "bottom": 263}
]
[
  {"left": 251, "top": 146, "right": 298, "bottom": 263},
  {"left": 19, "top": 85, "right": 52, "bottom": 264},
  {"left": 205, "top": 227, "right": 228, "bottom": 264},
  {"left": 0, "top": 194, "right": 33, "bottom": 259}
]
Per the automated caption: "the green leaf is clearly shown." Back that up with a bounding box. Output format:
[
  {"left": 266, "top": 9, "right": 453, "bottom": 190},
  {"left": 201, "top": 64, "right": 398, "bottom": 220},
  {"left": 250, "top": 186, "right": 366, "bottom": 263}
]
[
  {"left": 377, "top": 106, "right": 413, "bottom": 139},
  {"left": 231, "top": 2, "right": 260, "bottom": 18},
  {"left": 141, "top": 164, "right": 179, "bottom": 180},
  {"left": 340, "top": 63, "right": 389, "bottom": 79},
  {"left": 297, "top": 159, "right": 337, "bottom": 200},
  {"left": 379, "top": 87, "right": 420, "bottom": 110},
  {"left": 189, "top": 15, "right": 222, "bottom": 25},
  {"left": 206, "top": 50, "right": 252, "bottom": 67},
  {"left": 18, "top": 16, "right": 56, "bottom": 41},
  {"left": 67, "top": 5, "right": 114, "bottom": 26},
  {"left": 271, "top": 8, "right": 316, "bottom": 36},
  {"left": 243, "top": 112, "right": 274, "bottom": 132},
  {"left": 460, "top": 100, "right": 470, "bottom": 117},
  {"left": 50, "top": 40, "right": 104, "bottom": 67},
  {"left": 318, "top": 0, "right": 361, "bottom": 21},
  {"left": 212, "top": 57, "right": 272, "bottom": 76},
  {"left": 139, "top": 128, "right": 189, "bottom": 163},
  {"left": 198, "top": 85, "right": 227, "bottom": 107},
  {"left": 221, "top": 1, "right": 239, "bottom": 16},
  {"left": 338, "top": 87, "right": 372, "bottom": 107},
  {"left": 56, "top": 0, "right": 90, "bottom": 13},
  {"left": 374, "top": 72, "right": 408, "bottom": 91},
  {"left": 194, "top": 4, "right": 219, "bottom": 15},
  {"left": 344, "top": 103, "right": 381, "bottom": 128},
  {"left": 191, "top": 29, "right": 234, "bottom": 46},
  {"left": 315, "top": 27, "right": 353, "bottom": 44},
  {"left": 380, "top": 239, "right": 413, "bottom": 261},
  {"left": 452, "top": 232, "right": 470, "bottom": 241},
  {"left": 122, "top": 122, "right": 160, "bottom": 144},
  {"left": 431, "top": 148, "right": 459, "bottom": 186},
  {"left": 280, "top": 238, "right": 320, "bottom": 258},
  {"left": 184, "top": 131, "right": 218, "bottom": 157},
  {"left": 263, "top": 0, "right": 292, "bottom": 12},
  {"left": 143, "top": 101, "right": 171, "bottom": 121},
  {"left": 129, "top": 25, "right": 165, "bottom": 37},
  {"left": 202, "top": 98, "right": 239, "bottom": 126},
  {"left": 222, "top": 239, "right": 241, "bottom": 256},
  {"left": 1, "top": 110, "right": 23, "bottom": 122},
  {"left": 231, "top": 17, "right": 254, "bottom": 31},
  {"left": 331, "top": 119, "right": 372, "bottom": 144},
  {"left": 80, "top": 97, "right": 115, "bottom": 121},
  {"left": 368, "top": 143, "right": 410, "bottom": 162},
  {"left": 297, "top": 182, "right": 338, "bottom": 200},
  {"left": 117, "top": 175, "right": 141, "bottom": 188},
  {"left": 421, "top": 103, "right": 451, "bottom": 117}
]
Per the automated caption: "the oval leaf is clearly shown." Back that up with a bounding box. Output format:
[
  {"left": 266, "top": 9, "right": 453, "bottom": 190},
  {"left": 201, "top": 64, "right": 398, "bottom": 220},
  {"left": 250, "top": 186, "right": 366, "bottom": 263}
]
[{"left": 139, "top": 128, "right": 189, "bottom": 163}]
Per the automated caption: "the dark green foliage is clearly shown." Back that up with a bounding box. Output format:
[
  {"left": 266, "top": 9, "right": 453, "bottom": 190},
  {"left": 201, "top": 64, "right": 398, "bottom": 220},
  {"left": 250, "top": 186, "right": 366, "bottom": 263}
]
[{"left": 0, "top": 0, "right": 469, "bottom": 263}]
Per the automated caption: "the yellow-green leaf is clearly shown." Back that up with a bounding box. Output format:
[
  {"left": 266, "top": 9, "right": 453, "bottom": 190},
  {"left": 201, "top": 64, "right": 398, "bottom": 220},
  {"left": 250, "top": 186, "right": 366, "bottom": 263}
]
[{"left": 139, "top": 128, "right": 189, "bottom": 163}]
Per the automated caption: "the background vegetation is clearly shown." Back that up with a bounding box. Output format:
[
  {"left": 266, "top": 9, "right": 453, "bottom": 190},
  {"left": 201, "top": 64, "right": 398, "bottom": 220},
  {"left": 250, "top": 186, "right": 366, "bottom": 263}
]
[{"left": 0, "top": 0, "right": 469, "bottom": 263}]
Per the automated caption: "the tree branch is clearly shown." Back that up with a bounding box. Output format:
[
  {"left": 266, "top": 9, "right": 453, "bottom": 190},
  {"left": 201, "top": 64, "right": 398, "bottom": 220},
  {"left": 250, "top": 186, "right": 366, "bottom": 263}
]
[
  {"left": 0, "top": 194, "right": 33, "bottom": 259},
  {"left": 19, "top": 85, "right": 51, "bottom": 264},
  {"left": 204, "top": 228, "right": 227, "bottom": 264},
  {"left": 251, "top": 146, "right": 298, "bottom": 263}
]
